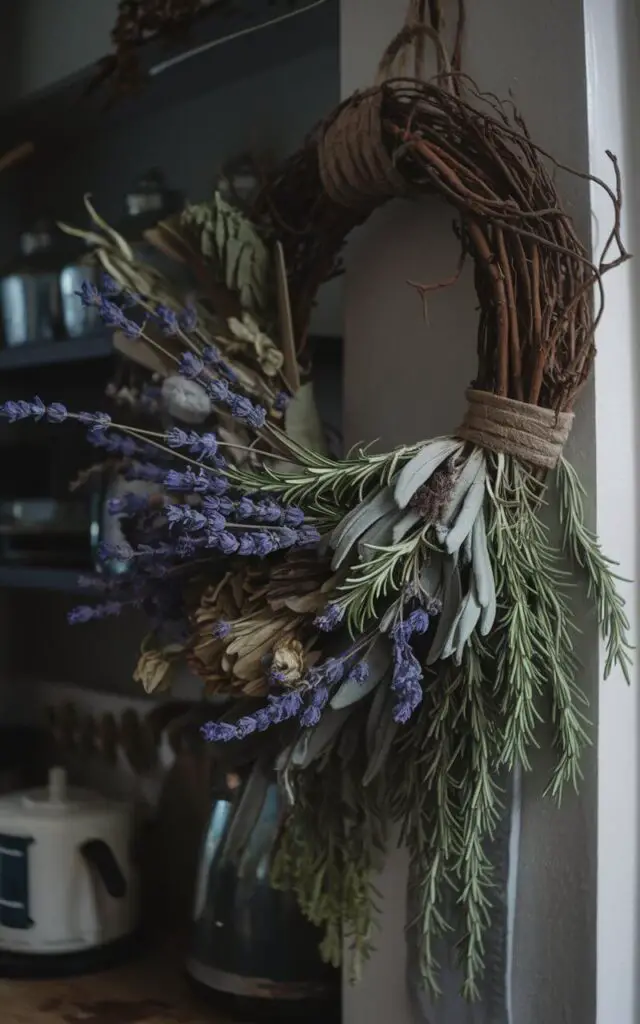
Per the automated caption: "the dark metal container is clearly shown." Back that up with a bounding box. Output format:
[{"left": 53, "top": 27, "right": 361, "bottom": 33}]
[{"left": 186, "top": 760, "right": 340, "bottom": 1023}]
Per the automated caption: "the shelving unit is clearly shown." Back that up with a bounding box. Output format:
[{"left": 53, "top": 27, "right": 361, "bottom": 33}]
[
  {"left": 0, "top": 0, "right": 338, "bottom": 156},
  {"left": 0, "top": 566, "right": 87, "bottom": 593},
  {"left": 0, "top": 335, "right": 112, "bottom": 371}
]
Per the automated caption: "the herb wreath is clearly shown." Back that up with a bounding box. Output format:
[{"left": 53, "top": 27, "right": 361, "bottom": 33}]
[{"left": 1, "top": 4, "right": 631, "bottom": 1005}]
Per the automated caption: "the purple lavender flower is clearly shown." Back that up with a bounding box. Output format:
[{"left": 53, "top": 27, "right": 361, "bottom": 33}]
[
  {"left": 296, "top": 525, "right": 321, "bottom": 547},
  {"left": 247, "top": 405, "right": 267, "bottom": 430},
  {"left": 283, "top": 506, "right": 305, "bottom": 528},
  {"left": 277, "top": 527, "right": 298, "bottom": 548},
  {"left": 101, "top": 274, "right": 121, "bottom": 296},
  {"left": 201, "top": 690, "right": 304, "bottom": 743},
  {"left": 205, "top": 510, "right": 226, "bottom": 533},
  {"left": 107, "top": 493, "right": 150, "bottom": 516},
  {"left": 314, "top": 603, "right": 345, "bottom": 633},
  {"left": 300, "top": 705, "right": 322, "bottom": 728},
  {"left": 46, "top": 403, "right": 68, "bottom": 423},
  {"left": 201, "top": 721, "right": 238, "bottom": 743},
  {"left": 67, "top": 606, "right": 96, "bottom": 625},
  {"left": 236, "top": 497, "right": 256, "bottom": 520},
  {"left": 68, "top": 600, "right": 124, "bottom": 625},
  {"left": 154, "top": 304, "right": 179, "bottom": 335},
  {"left": 347, "top": 661, "right": 370, "bottom": 684},
  {"left": 191, "top": 433, "right": 218, "bottom": 459},
  {"left": 211, "top": 621, "right": 231, "bottom": 639},
  {"left": 390, "top": 629, "right": 424, "bottom": 724},
  {"left": 229, "top": 395, "right": 254, "bottom": 421},
  {"left": 238, "top": 534, "right": 256, "bottom": 555},
  {"left": 78, "top": 411, "right": 111, "bottom": 427},
  {"left": 253, "top": 532, "right": 277, "bottom": 557},
  {"left": 204, "top": 378, "right": 230, "bottom": 404},
  {"left": 204, "top": 495, "right": 234, "bottom": 516},
  {"left": 202, "top": 345, "right": 222, "bottom": 365},
  {"left": 165, "top": 504, "right": 207, "bottom": 533},
  {"left": 179, "top": 353, "right": 204, "bottom": 379},
  {"left": 178, "top": 305, "right": 198, "bottom": 332},
  {"left": 1, "top": 398, "right": 55, "bottom": 423},
  {"left": 217, "top": 532, "right": 240, "bottom": 555},
  {"left": 255, "top": 500, "right": 283, "bottom": 524},
  {"left": 78, "top": 280, "right": 101, "bottom": 306},
  {"left": 166, "top": 427, "right": 189, "bottom": 449},
  {"left": 274, "top": 391, "right": 290, "bottom": 413}
]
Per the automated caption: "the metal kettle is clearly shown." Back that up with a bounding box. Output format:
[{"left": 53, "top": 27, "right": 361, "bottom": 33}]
[{"left": 186, "top": 757, "right": 340, "bottom": 1021}]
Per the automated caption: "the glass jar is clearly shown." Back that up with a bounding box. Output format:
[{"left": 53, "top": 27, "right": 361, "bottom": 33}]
[{"left": 0, "top": 222, "right": 65, "bottom": 347}]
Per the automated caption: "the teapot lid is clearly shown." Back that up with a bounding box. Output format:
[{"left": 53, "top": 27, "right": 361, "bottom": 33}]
[{"left": 0, "top": 767, "right": 126, "bottom": 820}]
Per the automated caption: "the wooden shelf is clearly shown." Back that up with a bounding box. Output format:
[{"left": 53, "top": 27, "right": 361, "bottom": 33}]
[
  {"left": 0, "top": 335, "right": 112, "bottom": 371},
  {"left": 1, "top": 939, "right": 232, "bottom": 1024},
  {"left": 0, "top": 566, "right": 87, "bottom": 593},
  {"left": 0, "top": 0, "right": 338, "bottom": 157}
]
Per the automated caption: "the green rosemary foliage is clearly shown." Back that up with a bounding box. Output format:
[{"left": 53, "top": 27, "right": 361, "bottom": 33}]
[
  {"left": 272, "top": 716, "right": 387, "bottom": 982},
  {"left": 557, "top": 456, "right": 633, "bottom": 684},
  {"left": 487, "top": 454, "right": 591, "bottom": 800}
]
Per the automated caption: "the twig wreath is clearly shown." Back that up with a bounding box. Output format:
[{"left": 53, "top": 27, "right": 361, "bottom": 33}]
[{"left": 1, "top": 2, "right": 631, "bottom": 1004}]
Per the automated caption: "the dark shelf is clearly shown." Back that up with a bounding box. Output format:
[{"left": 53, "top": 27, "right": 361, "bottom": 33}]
[
  {"left": 0, "top": 566, "right": 87, "bottom": 593},
  {"left": 0, "top": 335, "right": 113, "bottom": 371},
  {"left": 0, "top": 0, "right": 338, "bottom": 158}
]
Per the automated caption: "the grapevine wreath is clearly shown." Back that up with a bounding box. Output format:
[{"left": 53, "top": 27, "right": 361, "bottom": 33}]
[{"left": 2, "top": 4, "right": 632, "bottom": 1006}]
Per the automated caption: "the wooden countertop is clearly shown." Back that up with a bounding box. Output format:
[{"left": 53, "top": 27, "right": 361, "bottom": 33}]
[{"left": 1, "top": 944, "right": 233, "bottom": 1024}]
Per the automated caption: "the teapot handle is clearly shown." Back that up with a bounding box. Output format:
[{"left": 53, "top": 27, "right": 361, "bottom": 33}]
[{"left": 80, "top": 839, "right": 127, "bottom": 899}]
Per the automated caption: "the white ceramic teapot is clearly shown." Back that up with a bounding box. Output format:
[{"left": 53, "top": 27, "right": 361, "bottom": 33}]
[{"left": 0, "top": 767, "right": 137, "bottom": 966}]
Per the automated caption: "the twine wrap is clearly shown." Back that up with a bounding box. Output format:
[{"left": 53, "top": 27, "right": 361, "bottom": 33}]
[
  {"left": 318, "top": 89, "right": 407, "bottom": 209},
  {"left": 457, "top": 389, "right": 574, "bottom": 469}
]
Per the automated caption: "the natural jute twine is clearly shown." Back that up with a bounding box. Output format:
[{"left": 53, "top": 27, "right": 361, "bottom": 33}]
[
  {"left": 457, "top": 389, "right": 574, "bottom": 469},
  {"left": 318, "top": 89, "right": 407, "bottom": 209}
]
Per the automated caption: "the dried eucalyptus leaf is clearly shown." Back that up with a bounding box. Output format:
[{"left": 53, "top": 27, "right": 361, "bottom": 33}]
[
  {"left": 394, "top": 437, "right": 463, "bottom": 510},
  {"left": 331, "top": 636, "right": 392, "bottom": 710}
]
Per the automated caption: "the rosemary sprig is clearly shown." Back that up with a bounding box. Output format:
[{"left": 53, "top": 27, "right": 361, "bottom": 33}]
[
  {"left": 228, "top": 441, "right": 424, "bottom": 510},
  {"left": 557, "top": 455, "right": 633, "bottom": 683},
  {"left": 487, "top": 454, "right": 591, "bottom": 801}
]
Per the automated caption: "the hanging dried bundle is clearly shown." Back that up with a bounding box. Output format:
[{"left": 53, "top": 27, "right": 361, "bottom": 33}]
[{"left": 1, "top": 0, "right": 631, "bottom": 1009}]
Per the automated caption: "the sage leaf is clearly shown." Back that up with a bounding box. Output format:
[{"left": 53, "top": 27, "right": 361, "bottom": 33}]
[
  {"left": 427, "top": 556, "right": 462, "bottom": 665},
  {"left": 363, "top": 688, "right": 398, "bottom": 786},
  {"left": 394, "top": 438, "right": 463, "bottom": 509},
  {"left": 291, "top": 707, "right": 352, "bottom": 768},
  {"left": 445, "top": 461, "right": 487, "bottom": 554},
  {"left": 440, "top": 448, "right": 484, "bottom": 526},
  {"left": 330, "top": 486, "right": 397, "bottom": 568}
]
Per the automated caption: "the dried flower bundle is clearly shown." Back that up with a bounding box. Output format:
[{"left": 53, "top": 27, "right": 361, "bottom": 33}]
[{"left": 1, "top": 3, "right": 632, "bottom": 1008}]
